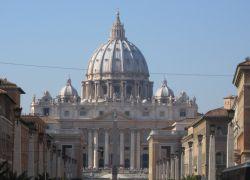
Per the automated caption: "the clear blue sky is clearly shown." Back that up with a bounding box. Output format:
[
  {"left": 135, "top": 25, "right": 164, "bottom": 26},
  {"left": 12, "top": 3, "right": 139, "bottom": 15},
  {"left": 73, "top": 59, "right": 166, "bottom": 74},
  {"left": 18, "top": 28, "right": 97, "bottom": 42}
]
[{"left": 1, "top": 0, "right": 250, "bottom": 114}]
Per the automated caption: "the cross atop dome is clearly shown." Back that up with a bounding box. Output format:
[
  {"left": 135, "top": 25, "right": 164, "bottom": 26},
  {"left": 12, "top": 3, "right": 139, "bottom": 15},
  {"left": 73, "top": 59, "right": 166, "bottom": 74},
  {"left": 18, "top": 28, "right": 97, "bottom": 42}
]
[
  {"left": 115, "top": 10, "right": 121, "bottom": 25},
  {"left": 110, "top": 11, "right": 126, "bottom": 40}
]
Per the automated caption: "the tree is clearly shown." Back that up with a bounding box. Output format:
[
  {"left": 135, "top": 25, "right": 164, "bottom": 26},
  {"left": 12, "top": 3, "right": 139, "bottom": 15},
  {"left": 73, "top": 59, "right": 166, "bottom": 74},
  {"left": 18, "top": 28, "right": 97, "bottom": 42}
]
[{"left": 0, "top": 161, "right": 31, "bottom": 180}]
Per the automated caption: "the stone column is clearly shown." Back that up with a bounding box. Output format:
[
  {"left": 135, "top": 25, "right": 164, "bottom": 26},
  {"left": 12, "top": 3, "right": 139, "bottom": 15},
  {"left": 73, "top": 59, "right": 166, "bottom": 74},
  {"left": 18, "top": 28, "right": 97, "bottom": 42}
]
[
  {"left": 104, "top": 129, "right": 109, "bottom": 168},
  {"left": 57, "top": 150, "right": 62, "bottom": 178},
  {"left": 96, "top": 81, "right": 101, "bottom": 98},
  {"left": 84, "top": 82, "right": 88, "bottom": 99},
  {"left": 208, "top": 130, "right": 216, "bottom": 180},
  {"left": 130, "top": 130, "right": 135, "bottom": 170},
  {"left": 197, "top": 134, "right": 203, "bottom": 175},
  {"left": 94, "top": 82, "right": 97, "bottom": 99},
  {"left": 110, "top": 82, "right": 114, "bottom": 99},
  {"left": 136, "top": 130, "right": 141, "bottom": 169},
  {"left": 156, "top": 161, "right": 159, "bottom": 180},
  {"left": 121, "top": 81, "right": 124, "bottom": 100},
  {"left": 134, "top": 81, "right": 138, "bottom": 97},
  {"left": 124, "top": 81, "right": 127, "bottom": 99},
  {"left": 27, "top": 133, "right": 35, "bottom": 178},
  {"left": 227, "top": 122, "right": 234, "bottom": 167},
  {"left": 52, "top": 148, "right": 57, "bottom": 178},
  {"left": 159, "top": 161, "right": 162, "bottom": 180},
  {"left": 162, "top": 159, "right": 166, "bottom": 179},
  {"left": 93, "top": 129, "right": 99, "bottom": 169},
  {"left": 88, "top": 82, "right": 92, "bottom": 100},
  {"left": 81, "top": 82, "right": 85, "bottom": 100},
  {"left": 170, "top": 154, "right": 175, "bottom": 179},
  {"left": 107, "top": 81, "right": 110, "bottom": 98},
  {"left": 166, "top": 160, "right": 170, "bottom": 179},
  {"left": 46, "top": 147, "right": 51, "bottom": 176},
  {"left": 175, "top": 154, "right": 180, "bottom": 180},
  {"left": 188, "top": 141, "right": 193, "bottom": 175},
  {"left": 88, "top": 130, "right": 93, "bottom": 168},
  {"left": 180, "top": 147, "right": 185, "bottom": 179},
  {"left": 88, "top": 82, "right": 91, "bottom": 99},
  {"left": 144, "top": 82, "right": 148, "bottom": 98},
  {"left": 120, "top": 131, "right": 125, "bottom": 167}
]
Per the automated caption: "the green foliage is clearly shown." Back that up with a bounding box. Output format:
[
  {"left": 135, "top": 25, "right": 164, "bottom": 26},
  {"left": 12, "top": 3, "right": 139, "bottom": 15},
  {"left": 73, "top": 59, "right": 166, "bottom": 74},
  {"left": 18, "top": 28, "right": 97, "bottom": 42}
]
[
  {"left": 35, "top": 172, "right": 50, "bottom": 180},
  {"left": 0, "top": 161, "right": 10, "bottom": 179},
  {"left": 0, "top": 161, "right": 31, "bottom": 180},
  {"left": 182, "top": 175, "right": 202, "bottom": 180}
]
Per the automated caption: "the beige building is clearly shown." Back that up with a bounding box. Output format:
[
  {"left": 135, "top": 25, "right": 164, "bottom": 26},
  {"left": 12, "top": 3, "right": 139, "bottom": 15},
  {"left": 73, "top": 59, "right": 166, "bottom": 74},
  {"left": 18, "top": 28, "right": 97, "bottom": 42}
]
[
  {"left": 232, "top": 57, "right": 250, "bottom": 164},
  {"left": 148, "top": 97, "right": 232, "bottom": 180},
  {"left": 182, "top": 101, "right": 230, "bottom": 179},
  {"left": 0, "top": 78, "right": 24, "bottom": 171},
  {"left": 0, "top": 88, "right": 16, "bottom": 166},
  {"left": 147, "top": 118, "right": 195, "bottom": 180},
  {"left": 21, "top": 115, "right": 79, "bottom": 179}
]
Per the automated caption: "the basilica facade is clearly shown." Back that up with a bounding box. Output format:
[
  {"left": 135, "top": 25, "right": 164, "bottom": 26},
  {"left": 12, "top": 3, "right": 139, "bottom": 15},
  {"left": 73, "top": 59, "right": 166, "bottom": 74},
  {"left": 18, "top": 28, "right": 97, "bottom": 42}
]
[{"left": 30, "top": 12, "right": 198, "bottom": 173}]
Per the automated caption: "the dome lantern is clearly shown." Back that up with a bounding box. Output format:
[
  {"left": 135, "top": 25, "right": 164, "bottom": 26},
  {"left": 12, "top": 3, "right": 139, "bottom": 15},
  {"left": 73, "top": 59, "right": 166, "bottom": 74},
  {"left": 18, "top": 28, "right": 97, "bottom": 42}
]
[{"left": 110, "top": 11, "right": 126, "bottom": 40}]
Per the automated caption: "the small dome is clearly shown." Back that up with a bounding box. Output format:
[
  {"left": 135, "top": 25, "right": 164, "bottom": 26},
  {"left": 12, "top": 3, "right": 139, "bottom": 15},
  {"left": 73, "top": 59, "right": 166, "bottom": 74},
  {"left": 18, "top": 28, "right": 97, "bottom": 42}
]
[
  {"left": 86, "top": 12, "right": 149, "bottom": 81},
  {"left": 59, "top": 78, "right": 78, "bottom": 98},
  {"left": 155, "top": 79, "right": 174, "bottom": 98}
]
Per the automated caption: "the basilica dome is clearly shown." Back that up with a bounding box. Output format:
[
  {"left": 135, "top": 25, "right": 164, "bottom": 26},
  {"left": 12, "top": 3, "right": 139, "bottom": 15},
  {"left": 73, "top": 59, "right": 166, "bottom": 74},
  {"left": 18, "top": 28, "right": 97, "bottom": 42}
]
[
  {"left": 59, "top": 78, "right": 78, "bottom": 98},
  {"left": 155, "top": 79, "right": 174, "bottom": 98},
  {"left": 86, "top": 12, "right": 149, "bottom": 81}
]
